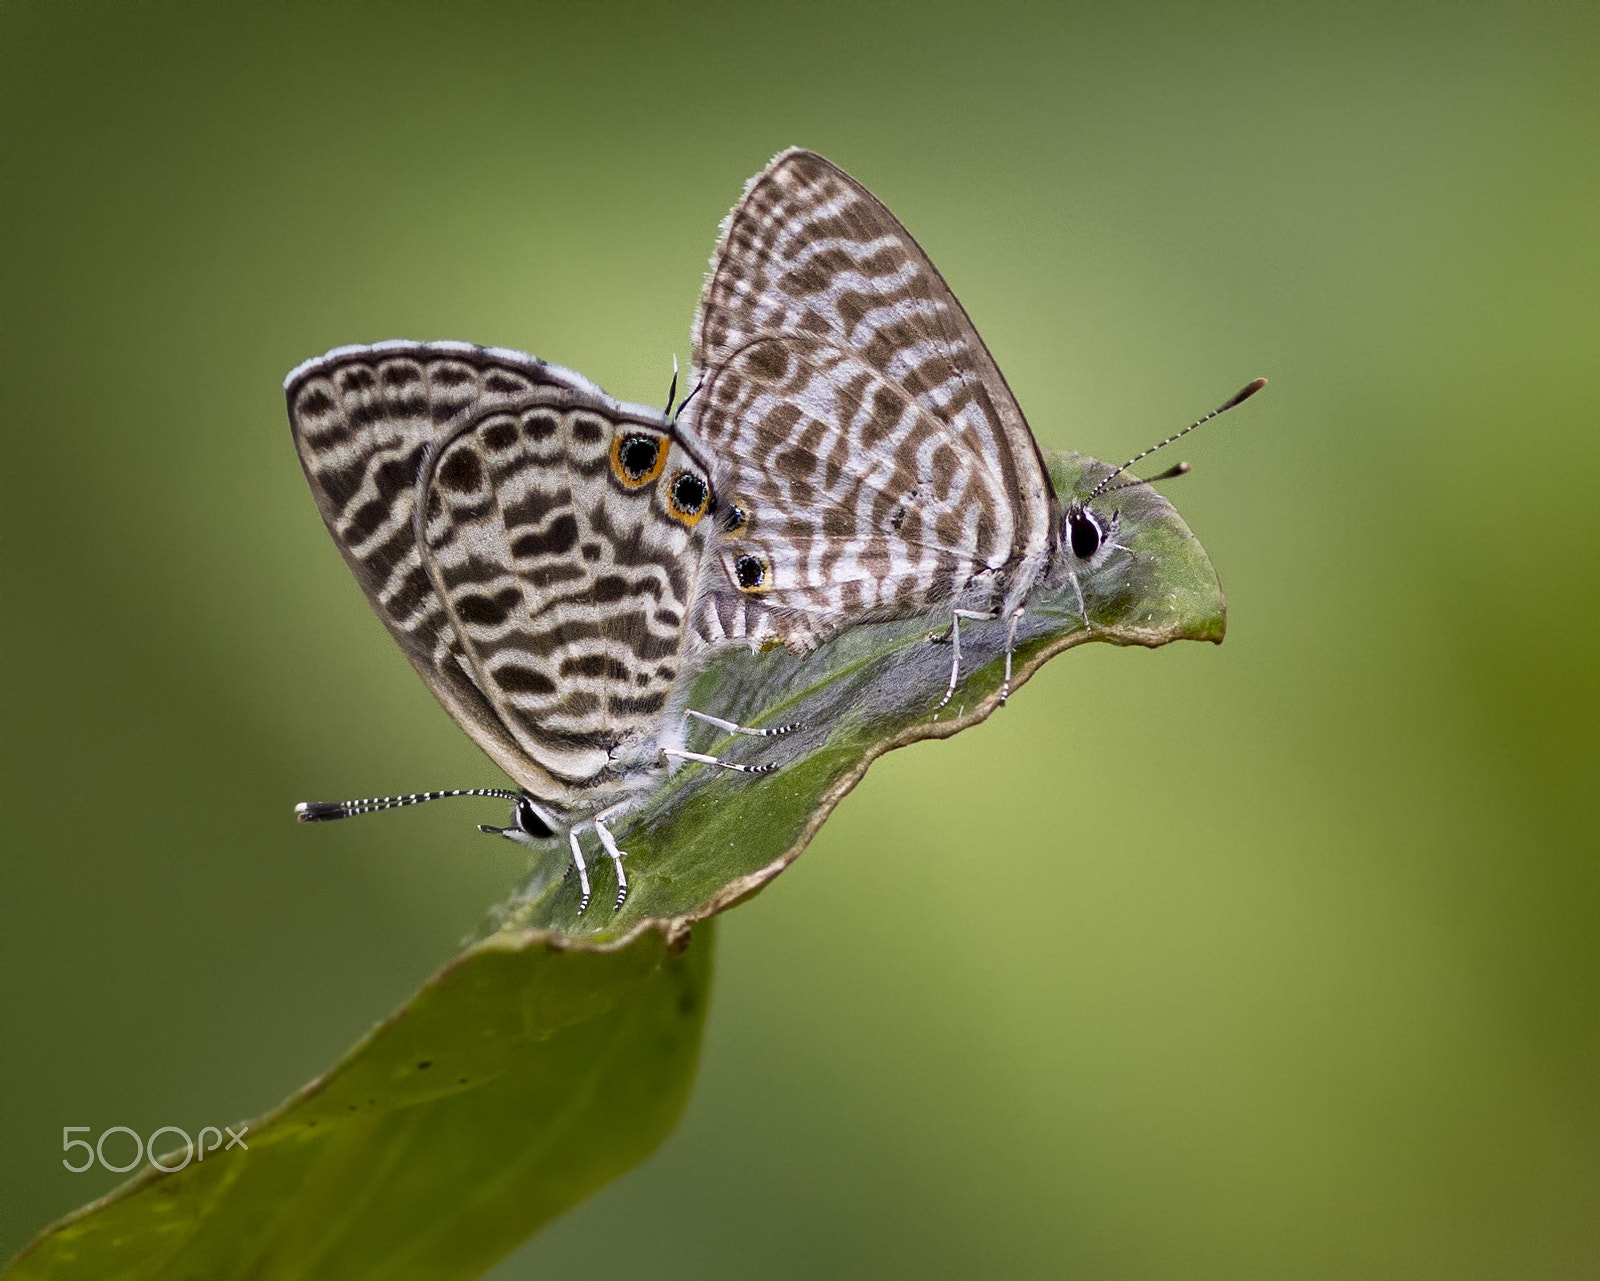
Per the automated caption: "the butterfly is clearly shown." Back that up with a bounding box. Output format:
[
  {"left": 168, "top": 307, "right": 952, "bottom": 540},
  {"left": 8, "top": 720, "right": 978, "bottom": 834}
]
[
  {"left": 286, "top": 341, "right": 789, "bottom": 913},
  {"left": 286, "top": 155, "right": 1258, "bottom": 915},
  {"left": 683, "top": 149, "right": 1262, "bottom": 702}
]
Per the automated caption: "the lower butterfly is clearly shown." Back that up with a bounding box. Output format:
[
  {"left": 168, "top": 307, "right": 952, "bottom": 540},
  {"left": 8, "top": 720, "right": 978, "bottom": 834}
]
[{"left": 286, "top": 342, "right": 794, "bottom": 913}]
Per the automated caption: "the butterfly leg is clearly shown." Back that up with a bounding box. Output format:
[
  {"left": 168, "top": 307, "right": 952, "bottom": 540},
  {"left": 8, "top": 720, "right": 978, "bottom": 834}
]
[
  {"left": 999, "top": 608, "right": 1025, "bottom": 706},
  {"left": 685, "top": 708, "right": 802, "bottom": 738},
  {"left": 936, "top": 609, "right": 999, "bottom": 710},
  {"left": 660, "top": 748, "right": 779, "bottom": 775},
  {"left": 660, "top": 711, "right": 792, "bottom": 777},
  {"left": 593, "top": 804, "right": 632, "bottom": 912},
  {"left": 567, "top": 829, "right": 593, "bottom": 916},
  {"left": 1067, "top": 567, "right": 1090, "bottom": 626}
]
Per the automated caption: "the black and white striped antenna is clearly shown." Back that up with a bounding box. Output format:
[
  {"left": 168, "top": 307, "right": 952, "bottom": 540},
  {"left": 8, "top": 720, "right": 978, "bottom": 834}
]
[
  {"left": 1084, "top": 377, "right": 1266, "bottom": 504},
  {"left": 294, "top": 788, "right": 520, "bottom": 823}
]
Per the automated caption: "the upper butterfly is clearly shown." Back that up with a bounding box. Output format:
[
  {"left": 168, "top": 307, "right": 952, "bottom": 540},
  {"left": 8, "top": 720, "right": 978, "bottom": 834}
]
[
  {"left": 286, "top": 342, "right": 786, "bottom": 913},
  {"left": 683, "top": 149, "right": 1261, "bottom": 701}
]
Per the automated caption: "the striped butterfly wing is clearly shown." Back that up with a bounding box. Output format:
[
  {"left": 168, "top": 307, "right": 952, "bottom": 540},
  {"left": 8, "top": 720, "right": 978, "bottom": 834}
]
[
  {"left": 288, "top": 342, "right": 716, "bottom": 804},
  {"left": 687, "top": 149, "right": 1056, "bottom": 649},
  {"left": 692, "top": 335, "right": 1017, "bottom": 650}
]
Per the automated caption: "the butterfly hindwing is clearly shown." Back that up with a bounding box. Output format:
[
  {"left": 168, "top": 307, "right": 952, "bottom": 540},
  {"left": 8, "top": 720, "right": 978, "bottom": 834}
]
[
  {"left": 288, "top": 341, "right": 715, "bottom": 803},
  {"left": 419, "top": 393, "right": 711, "bottom": 786}
]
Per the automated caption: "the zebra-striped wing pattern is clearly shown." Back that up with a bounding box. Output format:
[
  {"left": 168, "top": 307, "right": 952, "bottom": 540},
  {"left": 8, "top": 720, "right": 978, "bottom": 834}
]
[
  {"left": 287, "top": 341, "right": 717, "bottom": 810},
  {"left": 688, "top": 149, "right": 1057, "bottom": 650},
  {"left": 692, "top": 335, "right": 1016, "bottom": 649}
]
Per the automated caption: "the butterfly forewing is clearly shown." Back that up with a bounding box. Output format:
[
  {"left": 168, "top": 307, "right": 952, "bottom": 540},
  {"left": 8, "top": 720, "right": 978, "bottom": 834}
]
[
  {"left": 288, "top": 341, "right": 715, "bottom": 805},
  {"left": 687, "top": 149, "right": 1056, "bottom": 645},
  {"left": 694, "top": 335, "right": 1013, "bottom": 639}
]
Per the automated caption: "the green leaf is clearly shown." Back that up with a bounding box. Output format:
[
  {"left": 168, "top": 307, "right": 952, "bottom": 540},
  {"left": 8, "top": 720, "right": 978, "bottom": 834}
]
[
  {"left": 5, "top": 923, "right": 714, "bottom": 1281},
  {"left": 6, "top": 450, "right": 1222, "bottom": 1280},
  {"left": 503, "top": 449, "right": 1227, "bottom": 938}
]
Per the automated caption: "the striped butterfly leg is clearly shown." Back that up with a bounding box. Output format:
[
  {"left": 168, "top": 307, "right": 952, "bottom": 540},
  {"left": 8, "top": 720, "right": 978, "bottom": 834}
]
[
  {"left": 564, "top": 829, "right": 593, "bottom": 916},
  {"left": 539, "top": 802, "right": 646, "bottom": 917},
  {"left": 1001, "top": 606, "right": 1025, "bottom": 706},
  {"left": 930, "top": 606, "right": 1028, "bottom": 709},
  {"left": 519, "top": 815, "right": 623, "bottom": 918},
  {"left": 502, "top": 810, "right": 607, "bottom": 918},
  {"left": 1066, "top": 563, "right": 1090, "bottom": 629},
  {"left": 683, "top": 707, "right": 802, "bottom": 740},
  {"left": 472, "top": 793, "right": 602, "bottom": 916},
  {"left": 593, "top": 801, "right": 636, "bottom": 914},
  {"left": 659, "top": 748, "right": 783, "bottom": 775},
  {"left": 932, "top": 609, "right": 1002, "bottom": 711},
  {"left": 658, "top": 706, "right": 800, "bottom": 777}
]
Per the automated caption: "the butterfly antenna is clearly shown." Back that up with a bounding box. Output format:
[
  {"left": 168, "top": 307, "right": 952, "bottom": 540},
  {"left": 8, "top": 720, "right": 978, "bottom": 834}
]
[
  {"left": 663, "top": 355, "right": 680, "bottom": 418},
  {"left": 670, "top": 374, "right": 705, "bottom": 424},
  {"left": 1094, "top": 460, "right": 1192, "bottom": 497},
  {"left": 1085, "top": 378, "right": 1266, "bottom": 504},
  {"left": 294, "top": 788, "right": 521, "bottom": 822}
]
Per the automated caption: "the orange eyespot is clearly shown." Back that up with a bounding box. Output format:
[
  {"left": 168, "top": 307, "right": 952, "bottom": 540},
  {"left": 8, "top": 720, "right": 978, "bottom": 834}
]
[
  {"left": 610, "top": 431, "right": 667, "bottom": 488},
  {"left": 666, "top": 469, "right": 711, "bottom": 525}
]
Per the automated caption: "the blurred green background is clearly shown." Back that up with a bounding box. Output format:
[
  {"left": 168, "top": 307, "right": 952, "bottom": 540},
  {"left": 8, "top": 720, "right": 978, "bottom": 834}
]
[{"left": 3, "top": 1, "right": 1596, "bottom": 1276}]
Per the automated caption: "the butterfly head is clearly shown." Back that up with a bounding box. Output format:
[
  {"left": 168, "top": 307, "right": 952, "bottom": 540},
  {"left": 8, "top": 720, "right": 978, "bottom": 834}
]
[
  {"left": 1062, "top": 503, "right": 1117, "bottom": 565},
  {"left": 1059, "top": 378, "right": 1268, "bottom": 569},
  {"left": 478, "top": 793, "right": 557, "bottom": 847}
]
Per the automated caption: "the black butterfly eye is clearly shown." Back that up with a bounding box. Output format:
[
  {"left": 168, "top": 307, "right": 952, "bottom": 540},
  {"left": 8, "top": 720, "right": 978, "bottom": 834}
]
[
  {"left": 514, "top": 796, "right": 553, "bottom": 838},
  {"left": 1067, "top": 508, "right": 1103, "bottom": 560}
]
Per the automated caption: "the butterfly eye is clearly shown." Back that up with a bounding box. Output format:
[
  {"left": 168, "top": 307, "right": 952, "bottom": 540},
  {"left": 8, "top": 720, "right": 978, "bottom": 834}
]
[
  {"left": 610, "top": 432, "right": 666, "bottom": 487},
  {"left": 720, "top": 501, "right": 748, "bottom": 534},
  {"left": 667, "top": 470, "right": 711, "bottom": 524},
  {"left": 513, "top": 796, "right": 554, "bottom": 839},
  {"left": 733, "top": 554, "right": 767, "bottom": 591},
  {"left": 1066, "top": 508, "right": 1103, "bottom": 560}
]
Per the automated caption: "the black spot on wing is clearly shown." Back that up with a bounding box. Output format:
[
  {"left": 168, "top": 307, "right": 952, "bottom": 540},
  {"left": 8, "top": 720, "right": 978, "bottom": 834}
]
[
  {"left": 437, "top": 447, "right": 483, "bottom": 495},
  {"left": 510, "top": 513, "right": 579, "bottom": 559},
  {"left": 493, "top": 664, "right": 557, "bottom": 696},
  {"left": 455, "top": 585, "right": 522, "bottom": 628},
  {"left": 481, "top": 419, "right": 519, "bottom": 453},
  {"left": 502, "top": 487, "right": 569, "bottom": 531},
  {"left": 609, "top": 690, "right": 667, "bottom": 716},
  {"left": 560, "top": 653, "right": 630, "bottom": 681},
  {"left": 524, "top": 412, "right": 559, "bottom": 441}
]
